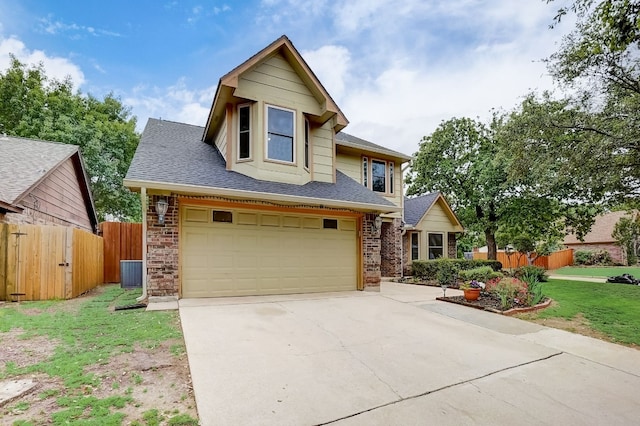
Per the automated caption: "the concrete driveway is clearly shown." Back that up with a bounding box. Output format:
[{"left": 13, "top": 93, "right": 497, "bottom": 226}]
[{"left": 179, "top": 282, "right": 640, "bottom": 425}]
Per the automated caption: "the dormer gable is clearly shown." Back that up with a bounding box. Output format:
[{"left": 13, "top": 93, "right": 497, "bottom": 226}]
[
  {"left": 202, "top": 35, "right": 349, "bottom": 186},
  {"left": 203, "top": 35, "right": 348, "bottom": 143}
]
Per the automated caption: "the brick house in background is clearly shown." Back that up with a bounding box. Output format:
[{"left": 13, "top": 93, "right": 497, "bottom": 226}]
[
  {"left": 124, "top": 36, "right": 462, "bottom": 301},
  {"left": 563, "top": 210, "right": 635, "bottom": 265},
  {"left": 0, "top": 135, "right": 98, "bottom": 233}
]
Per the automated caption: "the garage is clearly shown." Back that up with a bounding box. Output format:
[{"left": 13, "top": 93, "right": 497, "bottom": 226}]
[{"left": 180, "top": 206, "right": 359, "bottom": 297}]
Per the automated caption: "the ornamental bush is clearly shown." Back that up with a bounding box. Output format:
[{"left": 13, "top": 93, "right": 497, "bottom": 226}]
[
  {"left": 411, "top": 259, "right": 502, "bottom": 281},
  {"left": 514, "top": 265, "right": 548, "bottom": 282},
  {"left": 458, "top": 266, "right": 503, "bottom": 283}
]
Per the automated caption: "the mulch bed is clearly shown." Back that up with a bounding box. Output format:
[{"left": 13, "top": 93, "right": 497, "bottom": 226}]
[{"left": 436, "top": 292, "right": 551, "bottom": 316}]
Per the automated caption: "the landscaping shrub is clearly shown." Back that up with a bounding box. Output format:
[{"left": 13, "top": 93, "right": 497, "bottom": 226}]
[
  {"left": 436, "top": 259, "right": 459, "bottom": 286},
  {"left": 575, "top": 250, "right": 592, "bottom": 265},
  {"left": 574, "top": 249, "right": 613, "bottom": 266},
  {"left": 458, "top": 266, "right": 503, "bottom": 283},
  {"left": 520, "top": 272, "right": 545, "bottom": 306},
  {"left": 515, "top": 265, "right": 548, "bottom": 282},
  {"left": 485, "top": 277, "right": 526, "bottom": 310},
  {"left": 411, "top": 259, "right": 503, "bottom": 280}
]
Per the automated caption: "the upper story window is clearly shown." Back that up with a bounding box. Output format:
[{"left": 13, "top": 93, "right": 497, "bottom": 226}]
[
  {"left": 362, "top": 157, "right": 395, "bottom": 194},
  {"left": 266, "top": 105, "right": 295, "bottom": 163},
  {"left": 238, "top": 104, "right": 251, "bottom": 160}
]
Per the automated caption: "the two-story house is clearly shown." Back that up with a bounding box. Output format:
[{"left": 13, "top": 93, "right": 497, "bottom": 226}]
[{"left": 125, "top": 35, "right": 458, "bottom": 300}]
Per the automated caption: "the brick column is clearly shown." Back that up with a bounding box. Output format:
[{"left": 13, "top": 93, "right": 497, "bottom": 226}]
[
  {"left": 380, "top": 218, "right": 402, "bottom": 277},
  {"left": 146, "top": 195, "right": 179, "bottom": 297},
  {"left": 447, "top": 232, "right": 457, "bottom": 258},
  {"left": 362, "top": 213, "right": 381, "bottom": 290}
]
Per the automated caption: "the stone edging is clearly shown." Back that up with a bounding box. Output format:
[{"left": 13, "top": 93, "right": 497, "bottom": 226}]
[{"left": 436, "top": 297, "right": 552, "bottom": 316}]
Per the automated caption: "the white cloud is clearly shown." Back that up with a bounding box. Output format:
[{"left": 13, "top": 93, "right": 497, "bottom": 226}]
[
  {"left": 38, "top": 17, "right": 121, "bottom": 38},
  {"left": 0, "top": 36, "right": 85, "bottom": 86},
  {"left": 302, "top": 45, "right": 351, "bottom": 103},
  {"left": 124, "top": 79, "right": 215, "bottom": 130}
]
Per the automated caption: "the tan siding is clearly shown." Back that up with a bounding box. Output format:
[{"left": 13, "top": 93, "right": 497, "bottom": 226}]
[
  {"left": 311, "top": 122, "right": 333, "bottom": 183},
  {"left": 28, "top": 159, "right": 92, "bottom": 230},
  {"left": 422, "top": 202, "right": 458, "bottom": 231},
  {"left": 336, "top": 153, "right": 361, "bottom": 182},
  {"left": 214, "top": 117, "right": 227, "bottom": 160}
]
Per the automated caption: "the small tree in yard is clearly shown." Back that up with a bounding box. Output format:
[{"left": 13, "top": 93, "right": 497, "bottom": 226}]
[{"left": 612, "top": 213, "right": 640, "bottom": 265}]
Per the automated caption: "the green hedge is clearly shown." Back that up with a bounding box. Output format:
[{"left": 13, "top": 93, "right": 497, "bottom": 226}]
[{"left": 410, "top": 259, "right": 502, "bottom": 280}]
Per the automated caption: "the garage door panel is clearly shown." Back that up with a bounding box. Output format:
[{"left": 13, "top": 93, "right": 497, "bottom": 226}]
[{"left": 182, "top": 210, "right": 358, "bottom": 298}]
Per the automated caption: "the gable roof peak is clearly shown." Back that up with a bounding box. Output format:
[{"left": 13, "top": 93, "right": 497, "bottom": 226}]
[{"left": 204, "top": 35, "right": 348, "bottom": 141}]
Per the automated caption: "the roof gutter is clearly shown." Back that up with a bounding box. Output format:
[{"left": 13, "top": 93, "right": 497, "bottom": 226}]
[{"left": 123, "top": 178, "right": 401, "bottom": 214}]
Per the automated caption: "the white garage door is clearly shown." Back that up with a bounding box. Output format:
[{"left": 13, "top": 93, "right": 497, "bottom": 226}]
[{"left": 181, "top": 206, "right": 358, "bottom": 297}]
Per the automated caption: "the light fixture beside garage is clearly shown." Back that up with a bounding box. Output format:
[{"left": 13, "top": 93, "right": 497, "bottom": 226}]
[
  {"left": 156, "top": 198, "right": 169, "bottom": 224},
  {"left": 371, "top": 215, "right": 383, "bottom": 235}
]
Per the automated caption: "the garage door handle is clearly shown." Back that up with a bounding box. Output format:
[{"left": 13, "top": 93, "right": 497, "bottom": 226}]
[{"left": 58, "top": 262, "right": 69, "bottom": 266}]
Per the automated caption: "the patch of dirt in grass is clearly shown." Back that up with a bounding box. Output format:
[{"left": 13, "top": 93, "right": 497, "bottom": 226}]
[
  {"left": 0, "top": 329, "right": 57, "bottom": 368},
  {"left": 85, "top": 340, "right": 198, "bottom": 423},
  {"left": 0, "top": 304, "right": 198, "bottom": 425}
]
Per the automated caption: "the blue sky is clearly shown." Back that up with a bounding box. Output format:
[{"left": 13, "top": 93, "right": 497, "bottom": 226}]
[{"left": 0, "top": 0, "right": 573, "bottom": 156}]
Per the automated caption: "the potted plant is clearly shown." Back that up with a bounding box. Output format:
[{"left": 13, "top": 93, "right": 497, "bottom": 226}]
[{"left": 459, "top": 279, "right": 483, "bottom": 301}]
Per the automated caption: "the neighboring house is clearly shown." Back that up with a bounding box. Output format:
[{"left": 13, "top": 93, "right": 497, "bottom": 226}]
[
  {"left": 563, "top": 210, "right": 634, "bottom": 265},
  {"left": 0, "top": 135, "right": 98, "bottom": 233},
  {"left": 124, "top": 36, "right": 412, "bottom": 299},
  {"left": 402, "top": 192, "right": 464, "bottom": 274}
]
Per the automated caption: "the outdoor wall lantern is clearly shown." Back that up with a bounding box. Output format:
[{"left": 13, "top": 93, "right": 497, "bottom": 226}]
[
  {"left": 371, "top": 215, "right": 383, "bottom": 234},
  {"left": 156, "top": 198, "right": 169, "bottom": 224}
]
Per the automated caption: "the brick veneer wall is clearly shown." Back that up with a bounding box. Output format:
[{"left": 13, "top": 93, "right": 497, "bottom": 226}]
[
  {"left": 380, "top": 218, "right": 402, "bottom": 277},
  {"left": 362, "top": 213, "right": 382, "bottom": 290},
  {"left": 146, "top": 195, "right": 179, "bottom": 297},
  {"left": 402, "top": 233, "right": 411, "bottom": 276},
  {"left": 448, "top": 232, "right": 457, "bottom": 258}
]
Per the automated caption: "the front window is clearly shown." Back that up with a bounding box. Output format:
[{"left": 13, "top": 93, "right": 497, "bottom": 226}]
[
  {"left": 304, "top": 119, "right": 310, "bottom": 169},
  {"left": 411, "top": 233, "right": 419, "bottom": 260},
  {"left": 371, "top": 160, "right": 386, "bottom": 193},
  {"left": 362, "top": 157, "right": 368, "bottom": 188},
  {"left": 238, "top": 104, "right": 251, "bottom": 160},
  {"left": 266, "top": 105, "right": 294, "bottom": 163},
  {"left": 428, "top": 233, "right": 444, "bottom": 259}
]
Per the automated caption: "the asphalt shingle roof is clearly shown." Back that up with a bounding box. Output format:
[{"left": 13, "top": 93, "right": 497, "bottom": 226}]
[
  {"left": 564, "top": 211, "right": 635, "bottom": 244},
  {"left": 403, "top": 192, "right": 440, "bottom": 226},
  {"left": 126, "top": 119, "right": 396, "bottom": 209},
  {"left": 335, "top": 132, "right": 412, "bottom": 161},
  {"left": 0, "top": 135, "right": 78, "bottom": 205}
]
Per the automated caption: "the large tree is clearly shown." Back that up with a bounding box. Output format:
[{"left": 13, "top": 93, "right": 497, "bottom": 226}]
[
  {"left": 540, "top": 0, "right": 640, "bottom": 205},
  {"left": 0, "top": 57, "right": 141, "bottom": 221},
  {"left": 406, "top": 117, "right": 507, "bottom": 260}
]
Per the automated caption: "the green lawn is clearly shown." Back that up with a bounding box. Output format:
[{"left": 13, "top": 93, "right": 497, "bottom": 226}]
[
  {"left": 553, "top": 266, "right": 640, "bottom": 278},
  {"left": 0, "top": 285, "right": 198, "bottom": 425},
  {"left": 536, "top": 279, "right": 640, "bottom": 346}
]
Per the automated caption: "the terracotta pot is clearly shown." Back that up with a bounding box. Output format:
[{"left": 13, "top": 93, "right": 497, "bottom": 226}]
[{"left": 463, "top": 288, "right": 481, "bottom": 301}]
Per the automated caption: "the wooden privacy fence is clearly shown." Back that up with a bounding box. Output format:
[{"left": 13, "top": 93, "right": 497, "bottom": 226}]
[
  {"left": 0, "top": 223, "right": 104, "bottom": 301},
  {"left": 473, "top": 248, "right": 574, "bottom": 270},
  {"left": 100, "top": 222, "right": 142, "bottom": 283}
]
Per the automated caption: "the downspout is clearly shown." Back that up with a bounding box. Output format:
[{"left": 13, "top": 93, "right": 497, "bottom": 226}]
[{"left": 136, "top": 187, "right": 148, "bottom": 302}]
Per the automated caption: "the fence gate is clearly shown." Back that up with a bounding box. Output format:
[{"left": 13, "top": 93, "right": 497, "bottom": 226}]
[{"left": 0, "top": 223, "right": 103, "bottom": 301}]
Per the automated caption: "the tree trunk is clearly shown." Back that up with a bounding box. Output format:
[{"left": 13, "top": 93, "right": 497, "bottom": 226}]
[{"left": 485, "top": 229, "right": 497, "bottom": 260}]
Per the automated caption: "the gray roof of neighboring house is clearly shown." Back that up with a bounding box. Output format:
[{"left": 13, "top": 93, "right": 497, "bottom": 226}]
[
  {"left": 126, "top": 119, "right": 397, "bottom": 209},
  {"left": 336, "top": 132, "right": 412, "bottom": 161},
  {"left": 404, "top": 192, "right": 440, "bottom": 226},
  {"left": 0, "top": 135, "right": 78, "bottom": 206}
]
